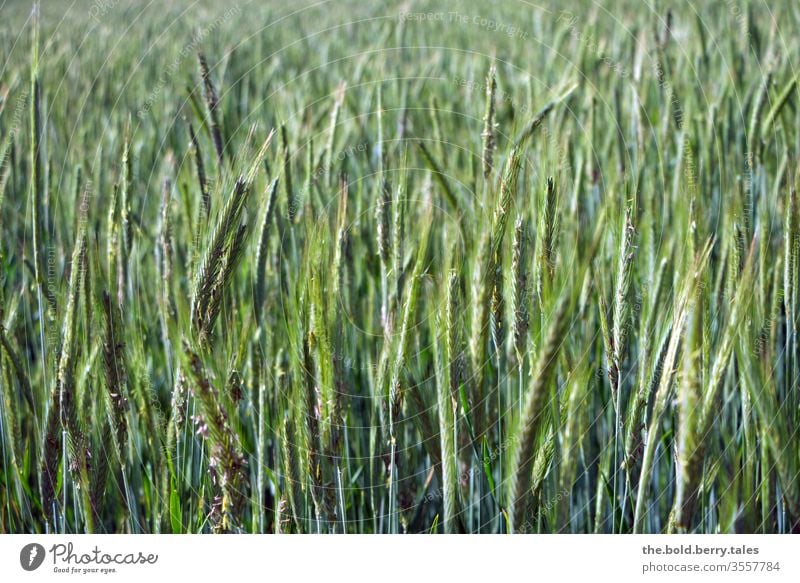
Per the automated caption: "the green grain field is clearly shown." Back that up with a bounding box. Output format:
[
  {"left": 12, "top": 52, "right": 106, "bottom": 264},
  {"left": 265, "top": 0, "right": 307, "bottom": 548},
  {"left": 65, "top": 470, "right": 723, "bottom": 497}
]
[{"left": 0, "top": 0, "right": 798, "bottom": 534}]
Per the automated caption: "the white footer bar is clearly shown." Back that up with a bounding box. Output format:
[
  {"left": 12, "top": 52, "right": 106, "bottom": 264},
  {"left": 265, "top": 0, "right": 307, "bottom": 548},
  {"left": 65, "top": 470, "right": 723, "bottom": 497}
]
[{"left": 1, "top": 534, "right": 797, "bottom": 582}]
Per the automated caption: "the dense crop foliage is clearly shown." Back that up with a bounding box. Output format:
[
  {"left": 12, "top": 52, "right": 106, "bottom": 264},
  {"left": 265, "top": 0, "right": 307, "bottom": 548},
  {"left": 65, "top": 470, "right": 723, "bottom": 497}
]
[{"left": 0, "top": 0, "right": 799, "bottom": 533}]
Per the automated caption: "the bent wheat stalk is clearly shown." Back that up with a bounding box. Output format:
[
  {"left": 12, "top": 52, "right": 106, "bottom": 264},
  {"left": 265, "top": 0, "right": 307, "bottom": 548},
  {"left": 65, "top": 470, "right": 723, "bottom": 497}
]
[{"left": 508, "top": 293, "right": 570, "bottom": 532}]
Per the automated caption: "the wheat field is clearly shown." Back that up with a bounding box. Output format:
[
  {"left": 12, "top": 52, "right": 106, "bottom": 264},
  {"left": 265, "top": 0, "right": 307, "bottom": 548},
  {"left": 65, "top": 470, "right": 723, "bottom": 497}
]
[{"left": 0, "top": 0, "right": 799, "bottom": 534}]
